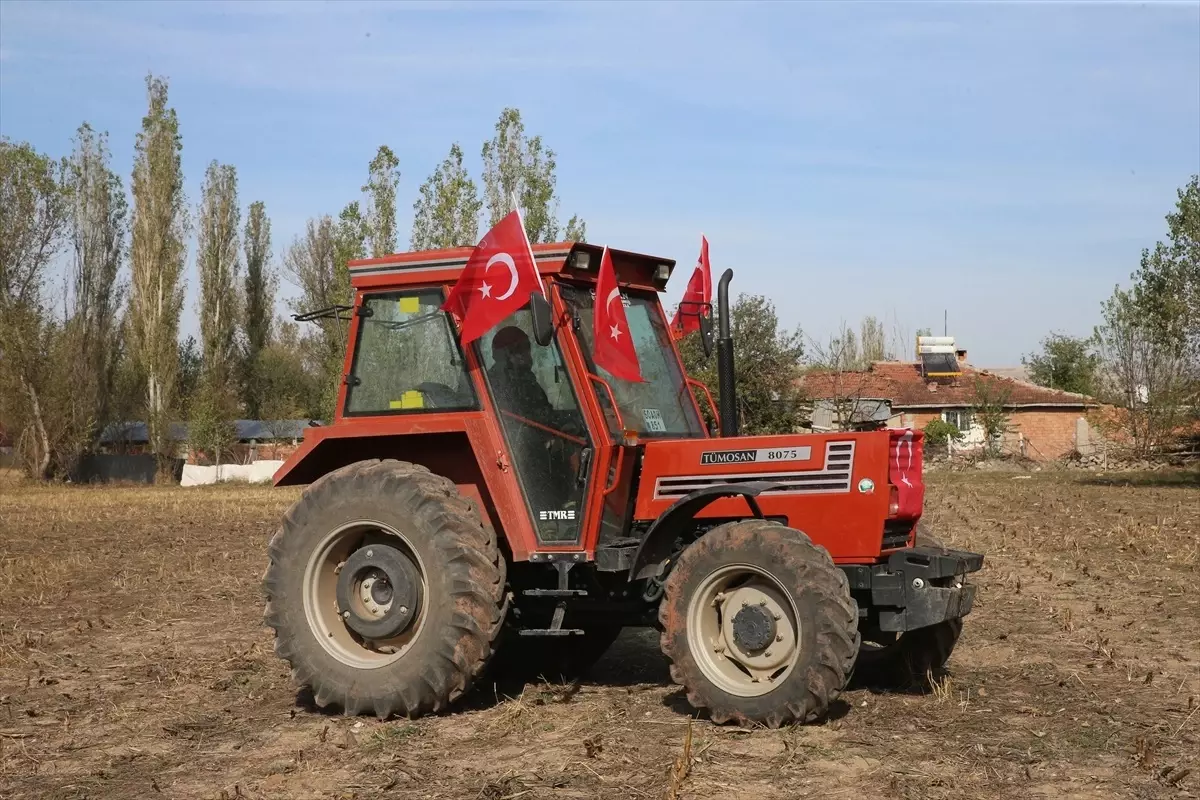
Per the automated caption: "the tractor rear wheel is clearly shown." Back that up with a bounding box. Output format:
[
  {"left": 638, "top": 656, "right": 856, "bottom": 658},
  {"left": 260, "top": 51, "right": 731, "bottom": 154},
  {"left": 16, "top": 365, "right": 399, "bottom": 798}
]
[
  {"left": 852, "top": 525, "right": 963, "bottom": 689},
  {"left": 658, "top": 520, "right": 860, "bottom": 727},
  {"left": 263, "top": 459, "right": 507, "bottom": 718}
]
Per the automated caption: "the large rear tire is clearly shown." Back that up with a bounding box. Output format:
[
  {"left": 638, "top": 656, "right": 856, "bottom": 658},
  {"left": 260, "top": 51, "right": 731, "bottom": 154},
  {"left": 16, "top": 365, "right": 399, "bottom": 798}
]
[
  {"left": 263, "top": 459, "right": 507, "bottom": 718},
  {"left": 852, "top": 524, "right": 963, "bottom": 689},
  {"left": 658, "top": 520, "right": 859, "bottom": 727}
]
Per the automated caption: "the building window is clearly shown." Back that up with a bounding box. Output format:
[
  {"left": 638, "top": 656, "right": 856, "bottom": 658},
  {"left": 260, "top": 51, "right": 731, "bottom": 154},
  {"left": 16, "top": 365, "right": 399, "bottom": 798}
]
[{"left": 942, "top": 409, "right": 972, "bottom": 432}]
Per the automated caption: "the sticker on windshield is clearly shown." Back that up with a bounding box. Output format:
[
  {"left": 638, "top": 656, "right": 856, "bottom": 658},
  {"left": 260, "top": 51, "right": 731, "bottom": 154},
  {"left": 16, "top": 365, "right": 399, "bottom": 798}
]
[
  {"left": 700, "top": 446, "right": 813, "bottom": 466},
  {"left": 642, "top": 408, "right": 667, "bottom": 432}
]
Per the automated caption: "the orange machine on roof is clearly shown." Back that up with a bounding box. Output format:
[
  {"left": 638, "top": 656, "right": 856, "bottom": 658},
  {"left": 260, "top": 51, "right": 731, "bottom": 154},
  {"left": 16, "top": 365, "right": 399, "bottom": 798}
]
[{"left": 264, "top": 240, "right": 983, "bottom": 728}]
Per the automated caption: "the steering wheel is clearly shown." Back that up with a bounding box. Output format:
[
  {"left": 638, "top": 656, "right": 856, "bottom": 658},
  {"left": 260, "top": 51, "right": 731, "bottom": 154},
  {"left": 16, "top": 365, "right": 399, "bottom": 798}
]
[{"left": 499, "top": 409, "right": 586, "bottom": 446}]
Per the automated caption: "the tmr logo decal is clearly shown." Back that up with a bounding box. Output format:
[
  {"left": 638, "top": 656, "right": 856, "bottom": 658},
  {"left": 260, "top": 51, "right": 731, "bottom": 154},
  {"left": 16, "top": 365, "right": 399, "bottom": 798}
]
[
  {"left": 539, "top": 509, "right": 577, "bottom": 521},
  {"left": 657, "top": 441, "right": 855, "bottom": 500},
  {"left": 700, "top": 446, "right": 812, "bottom": 466}
]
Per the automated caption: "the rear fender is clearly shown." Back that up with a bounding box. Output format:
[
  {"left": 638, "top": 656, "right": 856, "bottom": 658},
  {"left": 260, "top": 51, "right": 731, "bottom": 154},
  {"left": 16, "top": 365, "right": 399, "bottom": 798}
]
[
  {"left": 627, "top": 481, "right": 776, "bottom": 581},
  {"left": 273, "top": 429, "right": 499, "bottom": 533}
]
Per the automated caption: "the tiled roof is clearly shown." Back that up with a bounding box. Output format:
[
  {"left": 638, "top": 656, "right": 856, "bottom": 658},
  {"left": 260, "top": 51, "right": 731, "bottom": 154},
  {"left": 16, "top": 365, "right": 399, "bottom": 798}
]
[{"left": 800, "top": 361, "right": 1094, "bottom": 409}]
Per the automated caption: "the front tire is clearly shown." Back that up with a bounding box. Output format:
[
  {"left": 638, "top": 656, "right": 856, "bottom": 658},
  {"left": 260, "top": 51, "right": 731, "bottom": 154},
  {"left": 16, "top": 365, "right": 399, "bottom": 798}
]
[
  {"left": 658, "top": 520, "right": 860, "bottom": 727},
  {"left": 263, "top": 460, "right": 507, "bottom": 718}
]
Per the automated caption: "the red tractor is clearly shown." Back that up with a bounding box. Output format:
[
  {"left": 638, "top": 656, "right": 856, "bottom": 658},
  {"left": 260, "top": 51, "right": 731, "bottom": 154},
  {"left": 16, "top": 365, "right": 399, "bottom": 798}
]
[{"left": 265, "top": 242, "right": 983, "bottom": 727}]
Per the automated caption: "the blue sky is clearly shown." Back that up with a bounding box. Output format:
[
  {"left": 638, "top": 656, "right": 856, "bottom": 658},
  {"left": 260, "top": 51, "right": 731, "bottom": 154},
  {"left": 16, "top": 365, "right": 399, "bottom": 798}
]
[{"left": 1, "top": 0, "right": 1198, "bottom": 366}]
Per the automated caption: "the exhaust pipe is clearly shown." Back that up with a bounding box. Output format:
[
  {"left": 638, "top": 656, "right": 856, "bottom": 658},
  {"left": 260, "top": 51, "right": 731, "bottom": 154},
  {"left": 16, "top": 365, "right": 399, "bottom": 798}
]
[{"left": 716, "top": 269, "right": 737, "bottom": 437}]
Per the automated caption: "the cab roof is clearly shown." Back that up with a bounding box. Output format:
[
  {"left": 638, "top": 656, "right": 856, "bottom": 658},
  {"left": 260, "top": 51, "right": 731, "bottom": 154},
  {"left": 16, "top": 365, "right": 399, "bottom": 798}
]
[{"left": 347, "top": 242, "right": 677, "bottom": 292}]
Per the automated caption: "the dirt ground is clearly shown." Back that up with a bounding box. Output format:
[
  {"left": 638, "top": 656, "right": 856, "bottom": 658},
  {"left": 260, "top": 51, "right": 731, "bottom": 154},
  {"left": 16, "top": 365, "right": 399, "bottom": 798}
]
[{"left": 1, "top": 471, "right": 1197, "bottom": 800}]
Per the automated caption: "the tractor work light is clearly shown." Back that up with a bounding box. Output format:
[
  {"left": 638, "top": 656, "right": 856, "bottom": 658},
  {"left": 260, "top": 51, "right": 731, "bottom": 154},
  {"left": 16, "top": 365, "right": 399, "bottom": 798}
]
[
  {"left": 570, "top": 251, "right": 592, "bottom": 271},
  {"left": 654, "top": 263, "right": 672, "bottom": 282}
]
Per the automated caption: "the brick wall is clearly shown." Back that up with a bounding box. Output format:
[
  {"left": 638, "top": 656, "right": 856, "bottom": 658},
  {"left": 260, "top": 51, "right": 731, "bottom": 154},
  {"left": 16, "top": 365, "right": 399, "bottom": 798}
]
[
  {"left": 895, "top": 408, "right": 1086, "bottom": 462},
  {"left": 1006, "top": 409, "right": 1083, "bottom": 461}
]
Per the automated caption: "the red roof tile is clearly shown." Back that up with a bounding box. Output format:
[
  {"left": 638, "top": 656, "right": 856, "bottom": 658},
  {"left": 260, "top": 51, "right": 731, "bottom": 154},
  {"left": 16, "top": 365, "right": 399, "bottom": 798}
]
[{"left": 800, "top": 362, "right": 1093, "bottom": 409}]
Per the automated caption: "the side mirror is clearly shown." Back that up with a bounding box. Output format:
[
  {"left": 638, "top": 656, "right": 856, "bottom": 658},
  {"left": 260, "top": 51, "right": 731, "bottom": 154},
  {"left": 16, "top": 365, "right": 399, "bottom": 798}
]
[
  {"left": 529, "top": 293, "right": 554, "bottom": 347},
  {"left": 698, "top": 313, "right": 714, "bottom": 358}
]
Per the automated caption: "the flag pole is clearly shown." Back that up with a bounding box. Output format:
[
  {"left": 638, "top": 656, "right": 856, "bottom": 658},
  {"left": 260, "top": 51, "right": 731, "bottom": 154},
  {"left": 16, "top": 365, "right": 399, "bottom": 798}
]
[{"left": 509, "top": 190, "right": 544, "bottom": 296}]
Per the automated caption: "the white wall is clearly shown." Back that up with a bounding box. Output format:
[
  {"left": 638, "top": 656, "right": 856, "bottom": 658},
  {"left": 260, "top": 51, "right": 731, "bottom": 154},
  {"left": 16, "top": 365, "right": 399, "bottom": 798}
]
[{"left": 180, "top": 460, "right": 284, "bottom": 486}]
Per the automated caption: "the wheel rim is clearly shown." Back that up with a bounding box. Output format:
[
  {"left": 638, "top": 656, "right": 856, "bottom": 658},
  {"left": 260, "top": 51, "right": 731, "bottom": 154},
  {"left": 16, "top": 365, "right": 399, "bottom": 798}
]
[
  {"left": 686, "top": 563, "right": 802, "bottom": 698},
  {"left": 303, "top": 519, "right": 428, "bottom": 669}
]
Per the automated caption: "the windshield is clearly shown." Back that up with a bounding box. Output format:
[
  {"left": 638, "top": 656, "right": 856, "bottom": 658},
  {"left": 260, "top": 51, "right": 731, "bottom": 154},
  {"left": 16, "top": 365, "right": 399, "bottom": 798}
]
[{"left": 561, "top": 283, "right": 707, "bottom": 439}]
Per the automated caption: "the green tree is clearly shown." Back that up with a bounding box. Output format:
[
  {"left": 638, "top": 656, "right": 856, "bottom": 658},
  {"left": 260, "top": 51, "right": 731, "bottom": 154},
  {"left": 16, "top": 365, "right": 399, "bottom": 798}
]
[
  {"left": 859, "top": 316, "right": 886, "bottom": 364},
  {"left": 678, "top": 294, "right": 806, "bottom": 435},
  {"left": 410, "top": 143, "right": 482, "bottom": 250},
  {"left": 283, "top": 215, "right": 348, "bottom": 420},
  {"left": 63, "top": 122, "right": 128, "bottom": 461},
  {"left": 0, "top": 139, "right": 69, "bottom": 478},
  {"left": 192, "top": 161, "right": 242, "bottom": 460},
  {"left": 176, "top": 335, "right": 202, "bottom": 403},
  {"left": 1095, "top": 286, "right": 1192, "bottom": 456},
  {"left": 334, "top": 201, "right": 366, "bottom": 296},
  {"left": 128, "top": 74, "right": 188, "bottom": 466},
  {"left": 1022, "top": 333, "right": 1100, "bottom": 396},
  {"left": 363, "top": 145, "right": 400, "bottom": 258},
  {"left": 564, "top": 214, "right": 587, "bottom": 243},
  {"left": 1134, "top": 175, "right": 1200, "bottom": 363},
  {"left": 480, "top": 108, "right": 584, "bottom": 243},
  {"left": 242, "top": 200, "right": 275, "bottom": 417},
  {"left": 196, "top": 161, "right": 241, "bottom": 389},
  {"left": 923, "top": 418, "right": 964, "bottom": 447},
  {"left": 257, "top": 318, "right": 324, "bottom": 421},
  {"left": 971, "top": 377, "right": 1012, "bottom": 457},
  {"left": 1095, "top": 176, "right": 1200, "bottom": 455},
  {"left": 187, "top": 385, "right": 238, "bottom": 465}
]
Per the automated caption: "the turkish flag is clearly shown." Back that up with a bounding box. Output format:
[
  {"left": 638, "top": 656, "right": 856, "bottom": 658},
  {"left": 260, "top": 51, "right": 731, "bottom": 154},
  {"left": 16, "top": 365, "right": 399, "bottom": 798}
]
[
  {"left": 594, "top": 247, "right": 643, "bottom": 383},
  {"left": 669, "top": 235, "right": 712, "bottom": 340},
  {"left": 442, "top": 210, "right": 543, "bottom": 345}
]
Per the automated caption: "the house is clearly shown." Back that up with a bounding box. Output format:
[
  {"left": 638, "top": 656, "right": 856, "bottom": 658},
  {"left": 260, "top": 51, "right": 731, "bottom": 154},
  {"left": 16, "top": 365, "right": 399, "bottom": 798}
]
[{"left": 801, "top": 351, "right": 1099, "bottom": 461}]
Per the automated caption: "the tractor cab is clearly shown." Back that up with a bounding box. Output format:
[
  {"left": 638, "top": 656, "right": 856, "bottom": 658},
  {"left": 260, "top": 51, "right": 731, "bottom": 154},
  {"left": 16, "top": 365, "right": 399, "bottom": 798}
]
[{"left": 277, "top": 242, "right": 710, "bottom": 552}]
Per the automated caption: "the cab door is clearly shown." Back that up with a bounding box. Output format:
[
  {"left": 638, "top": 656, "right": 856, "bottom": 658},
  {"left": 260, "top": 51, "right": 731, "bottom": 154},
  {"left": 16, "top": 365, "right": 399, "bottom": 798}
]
[{"left": 473, "top": 307, "right": 597, "bottom": 547}]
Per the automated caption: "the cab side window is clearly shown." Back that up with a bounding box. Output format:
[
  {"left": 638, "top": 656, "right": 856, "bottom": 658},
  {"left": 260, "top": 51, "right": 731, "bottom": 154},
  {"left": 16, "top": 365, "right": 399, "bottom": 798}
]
[{"left": 344, "top": 290, "right": 477, "bottom": 415}]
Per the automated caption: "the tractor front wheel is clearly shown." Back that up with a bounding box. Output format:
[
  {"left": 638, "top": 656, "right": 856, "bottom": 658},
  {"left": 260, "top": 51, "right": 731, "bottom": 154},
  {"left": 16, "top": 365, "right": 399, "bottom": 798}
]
[
  {"left": 658, "top": 520, "right": 860, "bottom": 727},
  {"left": 263, "top": 459, "right": 507, "bottom": 718}
]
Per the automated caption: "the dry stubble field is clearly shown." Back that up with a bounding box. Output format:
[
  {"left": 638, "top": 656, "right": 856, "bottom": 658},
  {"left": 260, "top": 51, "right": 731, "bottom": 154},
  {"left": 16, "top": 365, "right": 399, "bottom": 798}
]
[{"left": 1, "top": 470, "right": 1198, "bottom": 800}]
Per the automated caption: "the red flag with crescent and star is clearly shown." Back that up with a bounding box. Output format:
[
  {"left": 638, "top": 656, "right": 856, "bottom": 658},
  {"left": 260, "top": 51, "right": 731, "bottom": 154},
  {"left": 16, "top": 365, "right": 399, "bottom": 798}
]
[
  {"left": 441, "top": 209, "right": 543, "bottom": 345},
  {"left": 669, "top": 234, "right": 711, "bottom": 340},
  {"left": 593, "top": 247, "right": 644, "bottom": 383}
]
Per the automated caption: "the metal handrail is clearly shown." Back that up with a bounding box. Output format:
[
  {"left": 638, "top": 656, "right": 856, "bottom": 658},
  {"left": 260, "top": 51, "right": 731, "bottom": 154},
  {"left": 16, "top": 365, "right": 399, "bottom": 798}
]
[
  {"left": 587, "top": 372, "right": 626, "bottom": 434},
  {"left": 687, "top": 378, "right": 719, "bottom": 432},
  {"left": 588, "top": 372, "right": 628, "bottom": 496}
]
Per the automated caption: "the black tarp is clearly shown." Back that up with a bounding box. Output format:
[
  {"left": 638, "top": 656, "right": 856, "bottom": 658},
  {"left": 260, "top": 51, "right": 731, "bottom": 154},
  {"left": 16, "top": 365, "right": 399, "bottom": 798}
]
[{"left": 72, "top": 455, "right": 185, "bottom": 484}]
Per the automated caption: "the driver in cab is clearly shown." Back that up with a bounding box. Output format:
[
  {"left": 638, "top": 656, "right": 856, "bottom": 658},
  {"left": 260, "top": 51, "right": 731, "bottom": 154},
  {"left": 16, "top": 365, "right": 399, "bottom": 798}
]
[{"left": 487, "top": 326, "right": 556, "bottom": 424}]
